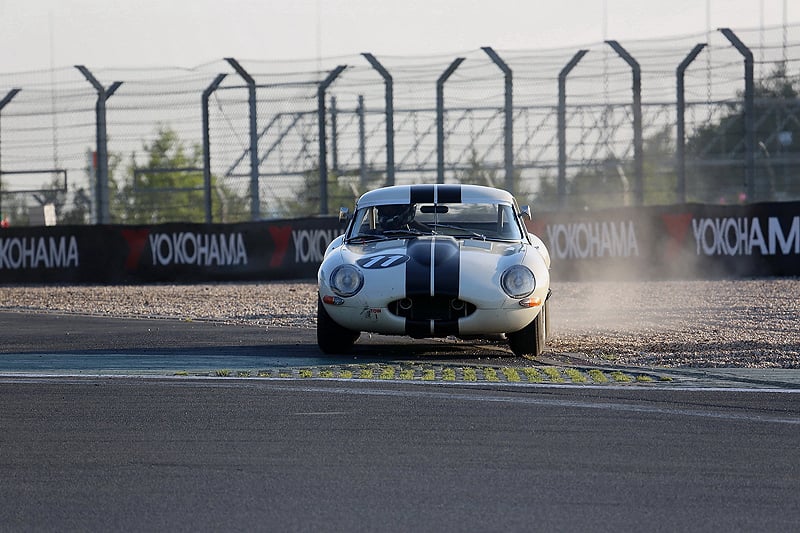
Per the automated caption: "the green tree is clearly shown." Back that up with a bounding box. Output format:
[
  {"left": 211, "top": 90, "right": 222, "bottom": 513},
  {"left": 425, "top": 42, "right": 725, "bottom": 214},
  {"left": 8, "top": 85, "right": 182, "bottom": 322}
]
[
  {"left": 112, "top": 127, "right": 248, "bottom": 224},
  {"left": 116, "top": 127, "right": 205, "bottom": 224},
  {"left": 58, "top": 187, "right": 92, "bottom": 225},
  {"left": 0, "top": 192, "right": 27, "bottom": 226},
  {"left": 455, "top": 149, "right": 531, "bottom": 202},
  {"left": 686, "top": 64, "right": 800, "bottom": 202},
  {"left": 2, "top": 129, "right": 248, "bottom": 226},
  {"left": 534, "top": 125, "right": 677, "bottom": 210},
  {"left": 278, "top": 169, "right": 382, "bottom": 217},
  {"left": 1, "top": 166, "right": 102, "bottom": 226}
]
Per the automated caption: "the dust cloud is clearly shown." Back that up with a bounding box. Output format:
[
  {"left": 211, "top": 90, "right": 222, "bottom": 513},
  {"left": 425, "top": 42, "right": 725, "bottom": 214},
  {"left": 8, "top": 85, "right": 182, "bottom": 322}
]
[{"left": 547, "top": 278, "right": 800, "bottom": 368}]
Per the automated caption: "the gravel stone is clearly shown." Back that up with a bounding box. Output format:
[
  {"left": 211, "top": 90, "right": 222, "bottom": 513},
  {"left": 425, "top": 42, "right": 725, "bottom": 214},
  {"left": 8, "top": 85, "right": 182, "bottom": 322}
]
[{"left": 1, "top": 279, "right": 798, "bottom": 368}]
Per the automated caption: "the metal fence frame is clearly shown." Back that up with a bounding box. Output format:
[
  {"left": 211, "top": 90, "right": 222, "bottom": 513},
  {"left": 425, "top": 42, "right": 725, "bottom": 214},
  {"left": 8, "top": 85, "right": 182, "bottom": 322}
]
[{"left": 1, "top": 25, "right": 799, "bottom": 224}]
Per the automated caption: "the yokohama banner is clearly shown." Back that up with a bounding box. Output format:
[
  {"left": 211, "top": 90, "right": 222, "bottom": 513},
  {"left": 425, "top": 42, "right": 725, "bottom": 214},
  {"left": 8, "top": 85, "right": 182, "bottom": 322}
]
[
  {"left": 0, "top": 218, "right": 343, "bottom": 283},
  {"left": 527, "top": 201, "right": 800, "bottom": 280}
]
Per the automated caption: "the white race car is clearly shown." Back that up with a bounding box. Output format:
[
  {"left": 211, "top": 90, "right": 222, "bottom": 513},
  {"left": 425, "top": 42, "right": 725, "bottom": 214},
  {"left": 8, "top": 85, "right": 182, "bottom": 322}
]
[{"left": 317, "top": 184, "right": 551, "bottom": 356}]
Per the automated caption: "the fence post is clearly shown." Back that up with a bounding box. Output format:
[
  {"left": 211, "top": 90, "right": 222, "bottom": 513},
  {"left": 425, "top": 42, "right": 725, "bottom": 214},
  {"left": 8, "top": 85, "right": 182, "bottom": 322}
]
[
  {"left": 362, "top": 53, "right": 395, "bottom": 186},
  {"left": 331, "top": 96, "right": 339, "bottom": 174},
  {"left": 676, "top": 44, "right": 706, "bottom": 204},
  {"left": 437, "top": 57, "right": 466, "bottom": 184},
  {"left": 76, "top": 66, "right": 122, "bottom": 225},
  {"left": 318, "top": 65, "right": 347, "bottom": 215},
  {"left": 482, "top": 47, "right": 515, "bottom": 195},
  {"left": 202, "top": 74, "right": 227, "bottom": 224},
  {"left": 558, "top": 50, "right": 588, "bottom": 209},
  {"left": 358, "top": 95, "right": 367, "bottom": 189},
  {"left": 0, "top": 88, "right": 21, "bottom": 224},
  {"left": 720, "top": 28, "right": 756, "bottom": 202},
  {"left": 225, "top": 58, "right": 260, "bottom": 220},
  {"left": 605, "top": 41, "right": 643, "bottom": 206}
]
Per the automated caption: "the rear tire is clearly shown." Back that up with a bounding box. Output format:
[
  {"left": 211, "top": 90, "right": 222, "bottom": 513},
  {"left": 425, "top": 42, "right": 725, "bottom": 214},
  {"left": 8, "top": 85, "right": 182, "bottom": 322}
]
[
  {"left": 317, "top": 296, "right": 360, "bottom": 354},
  {"left": 507, "top": 301, "right": 547, "bottom": 357}
]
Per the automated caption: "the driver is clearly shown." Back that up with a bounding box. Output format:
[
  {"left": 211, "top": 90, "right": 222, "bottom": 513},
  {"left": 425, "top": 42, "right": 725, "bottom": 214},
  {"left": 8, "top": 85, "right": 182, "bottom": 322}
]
[{"left": 377, "top": 203, "right": 420, "bottom": 231}]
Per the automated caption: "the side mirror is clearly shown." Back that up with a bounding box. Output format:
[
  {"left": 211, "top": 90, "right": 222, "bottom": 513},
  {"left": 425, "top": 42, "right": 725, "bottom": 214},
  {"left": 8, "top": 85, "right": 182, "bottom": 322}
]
[
  {"left": 519, "top": 205, "right": 532, "bottom": 221},
  {"left": 338, "top": 207, "right": 350, "bottom": 223}
]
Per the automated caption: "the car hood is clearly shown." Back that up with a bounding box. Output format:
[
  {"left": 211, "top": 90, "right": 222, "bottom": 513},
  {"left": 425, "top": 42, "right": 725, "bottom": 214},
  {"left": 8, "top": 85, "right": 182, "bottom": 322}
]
[{"left": 338, "top": 235, "right": 528, "bottom": 304}]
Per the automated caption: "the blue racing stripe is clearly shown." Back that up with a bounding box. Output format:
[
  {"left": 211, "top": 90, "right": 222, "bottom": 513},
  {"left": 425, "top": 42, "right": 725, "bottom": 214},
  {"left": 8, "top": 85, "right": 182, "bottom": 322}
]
[
  {"left": 410, "top": 185, "right": 435, "bottom": 204},
  {"left": 436, "top": 184, "right": 461, "bottom": 203},
  {"left": 433, "top": 237, "right": 459, "bottom": 298},
  {"left": 405, "top": 238, "right": 431, "bottom": 296}
]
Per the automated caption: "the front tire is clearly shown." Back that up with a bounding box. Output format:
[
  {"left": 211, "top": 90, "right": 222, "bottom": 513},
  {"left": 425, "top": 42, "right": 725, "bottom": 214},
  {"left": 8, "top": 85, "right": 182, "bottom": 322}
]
[
  {"left": 507, "top": 301, "right": 547, "bottom": 357},
  {"left": 317, "top": 296, "right": 360, "bottom": 354}
]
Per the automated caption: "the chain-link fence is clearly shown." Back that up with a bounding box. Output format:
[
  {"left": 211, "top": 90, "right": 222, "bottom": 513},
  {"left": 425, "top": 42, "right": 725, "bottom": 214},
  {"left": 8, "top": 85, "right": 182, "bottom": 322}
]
[{"left": 2, "top": 23, "right": 800, "bottom": 226}]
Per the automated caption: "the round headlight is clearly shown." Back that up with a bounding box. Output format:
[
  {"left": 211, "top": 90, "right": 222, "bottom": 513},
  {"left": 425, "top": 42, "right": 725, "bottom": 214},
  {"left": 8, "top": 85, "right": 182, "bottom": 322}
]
[
  {"left": 501, "top": 265, "right": 535, "bottom": 298},
  {"left": 330, "top": 265, "right": 364, "bottom": 297}
]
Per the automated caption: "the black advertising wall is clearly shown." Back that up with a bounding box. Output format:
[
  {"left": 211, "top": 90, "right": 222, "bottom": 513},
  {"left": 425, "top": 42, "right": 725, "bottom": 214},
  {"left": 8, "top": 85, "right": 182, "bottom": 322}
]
[
  {"left": 0, "top": 217, "right": 343, "bottom": 284},
  {"left": 527, "top": 201, "right": 800, "bottom": 280},
  {"left": 1, "top": 203, "right": 799, "bottom": 284}
]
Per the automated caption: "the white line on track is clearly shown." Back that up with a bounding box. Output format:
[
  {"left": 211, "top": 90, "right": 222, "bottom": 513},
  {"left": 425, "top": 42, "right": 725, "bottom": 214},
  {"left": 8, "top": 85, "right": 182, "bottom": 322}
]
[{"left": 2, "top": 374, "right": 798, "bottom": 426}]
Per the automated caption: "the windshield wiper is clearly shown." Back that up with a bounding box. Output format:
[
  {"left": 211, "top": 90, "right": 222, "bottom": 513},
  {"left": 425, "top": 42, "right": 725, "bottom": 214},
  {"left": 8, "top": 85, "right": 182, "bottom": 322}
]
[
  {"left": 427, "top": 223, "right": 486, "bottom": 240},
  {"left": 381, "top": 229, "right": 425, "bottom": 237}
]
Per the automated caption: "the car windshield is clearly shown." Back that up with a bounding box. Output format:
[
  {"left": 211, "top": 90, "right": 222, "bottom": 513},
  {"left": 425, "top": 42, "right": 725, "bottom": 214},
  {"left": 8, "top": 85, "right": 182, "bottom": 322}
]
[{"left": 347, "top": 202, "right": 524, "bottom": 241}]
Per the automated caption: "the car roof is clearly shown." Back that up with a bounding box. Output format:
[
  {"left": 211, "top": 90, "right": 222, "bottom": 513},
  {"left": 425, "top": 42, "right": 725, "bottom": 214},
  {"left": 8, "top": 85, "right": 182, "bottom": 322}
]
[{"left": 356, "top": 184, "right": 515, "bottom": 208}]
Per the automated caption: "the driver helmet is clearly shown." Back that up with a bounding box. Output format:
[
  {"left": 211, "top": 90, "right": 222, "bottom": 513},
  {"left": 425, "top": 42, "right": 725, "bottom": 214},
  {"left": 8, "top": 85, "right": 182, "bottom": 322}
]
[{"left": 377, "top": 203, "right": 415, "bottom": 230}]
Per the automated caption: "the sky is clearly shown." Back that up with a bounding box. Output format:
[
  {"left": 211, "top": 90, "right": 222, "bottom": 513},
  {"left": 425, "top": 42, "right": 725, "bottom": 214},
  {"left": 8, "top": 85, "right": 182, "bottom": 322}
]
[{"left": 0, "top": 0, "right": 794, "bottom": 72}]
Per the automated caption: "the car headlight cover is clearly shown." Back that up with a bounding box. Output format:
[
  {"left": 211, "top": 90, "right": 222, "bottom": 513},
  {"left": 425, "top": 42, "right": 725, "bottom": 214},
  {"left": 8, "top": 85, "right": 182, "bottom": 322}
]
[
  {"left": 501, "top": 265, "right": 535, "bottom": 298},
  {"left": 330, "top": 265, "right": 364, "bottom": 297}
]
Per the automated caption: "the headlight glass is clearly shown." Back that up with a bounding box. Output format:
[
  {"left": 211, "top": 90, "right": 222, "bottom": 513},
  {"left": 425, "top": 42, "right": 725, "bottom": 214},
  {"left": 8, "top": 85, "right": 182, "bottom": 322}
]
[
  {"left": 330, "top": 265, "right": 364, "bottom": 297},
  {"left": 501, "top": 265, "right": 535, "bottom": 298}
]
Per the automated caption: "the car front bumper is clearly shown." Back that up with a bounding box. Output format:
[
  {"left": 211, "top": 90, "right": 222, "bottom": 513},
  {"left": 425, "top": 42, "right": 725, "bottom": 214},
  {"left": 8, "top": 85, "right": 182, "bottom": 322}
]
[{"left": 320, "top": 296, "right": 542, "bottom": 337}]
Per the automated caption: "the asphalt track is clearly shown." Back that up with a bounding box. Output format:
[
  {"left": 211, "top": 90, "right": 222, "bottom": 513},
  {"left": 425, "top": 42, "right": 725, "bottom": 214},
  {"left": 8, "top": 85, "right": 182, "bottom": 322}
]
[
  {"left": 0, "top": 311, "right": 513, "bottom": 373},
  {"left": 1, "top": 312, "right": 800, "bottom": 531}
]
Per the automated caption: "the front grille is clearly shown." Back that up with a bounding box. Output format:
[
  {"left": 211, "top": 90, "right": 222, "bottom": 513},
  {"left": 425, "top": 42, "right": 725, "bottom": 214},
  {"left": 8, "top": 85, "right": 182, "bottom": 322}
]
[{"left": 388, "top": 296, "right": 476, "bottom": 321}]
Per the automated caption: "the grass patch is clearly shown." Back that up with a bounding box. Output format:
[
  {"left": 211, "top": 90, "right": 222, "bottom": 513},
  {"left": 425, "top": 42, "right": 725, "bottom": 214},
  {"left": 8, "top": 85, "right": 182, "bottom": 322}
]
[
  {"left": 359, "top": 368, "right": 375, "bottom": 379},
  {"left": 339, "top": 370, "right": 353, "bottom": 379},
  {"left": 636, "top": 375, "right": 654, "bottom": 383},
  {"left": 422, "top": 369, "right": 436, "bottom": 381},
  {"left": 483, "top": 368, "right": 500, "bottom": 382},
  {"left": 319, "top": 369, "right": 334, "bottom": 378},
  {"left": 659, "top": 375, "right": 674, "bottom": 382},
  {"left": 257, "top": 370, "right": 271, "bottom": 378},
  {"left": 174, "top": 371, "right": 188, "bottom": 376},
  {"left": 588, "top": 369, "right": 608, "bottom": 383},
  {"left": 398, "top": 369, "right": 416, "bottom": 380},
  {"left": 543, "top": 367, "right": 564, "bottom": 383},
  {"left": 442, "top": 368, "right": 456, "bottom": 381},
  {"left": 462, "top": 367, "right": 478, "bottom": 382},
  {"left": 298, "top": 369, "right": 313, "bottom": 378},
  {"left": 379, "top": 366, "right": 396, "bottom": 380},
  {"left": 237, "top": 370, "right": 251, "bottom": 378},
  {"left": 611, "top": 371, "right": 632, "bottom": 383},
  {"left": 501, "top": 368, "right": 521, "bottom": 382},
  {"left": 522, "top": 367, "right": 543, "bottom": 383},
  {"left": 564, "top": 368, "right": 587, "bottom": 383},
  {"left": 215, "top": 369, "right": 231, "bottom": 377}
]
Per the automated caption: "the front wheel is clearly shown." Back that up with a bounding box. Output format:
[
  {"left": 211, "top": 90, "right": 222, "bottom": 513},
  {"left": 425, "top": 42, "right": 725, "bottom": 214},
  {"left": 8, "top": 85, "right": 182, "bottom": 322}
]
[
  {"left": 507, "top": 301, "right": 548, "bottom": 357},
  {"left": 317, "top": 296, "right": 360, "bottom": 354}
]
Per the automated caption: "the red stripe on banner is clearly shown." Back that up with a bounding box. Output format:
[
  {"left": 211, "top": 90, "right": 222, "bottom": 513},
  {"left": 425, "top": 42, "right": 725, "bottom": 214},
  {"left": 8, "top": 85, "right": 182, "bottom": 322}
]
[{"left": 267, "top": 225, "right": 293, "bottom": 268}]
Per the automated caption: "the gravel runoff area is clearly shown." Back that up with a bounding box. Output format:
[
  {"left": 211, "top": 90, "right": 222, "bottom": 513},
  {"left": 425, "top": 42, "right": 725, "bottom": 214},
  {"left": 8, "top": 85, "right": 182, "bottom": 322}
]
[{"left": 1, "top": 278, "right": 799, "bottom": 368}]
